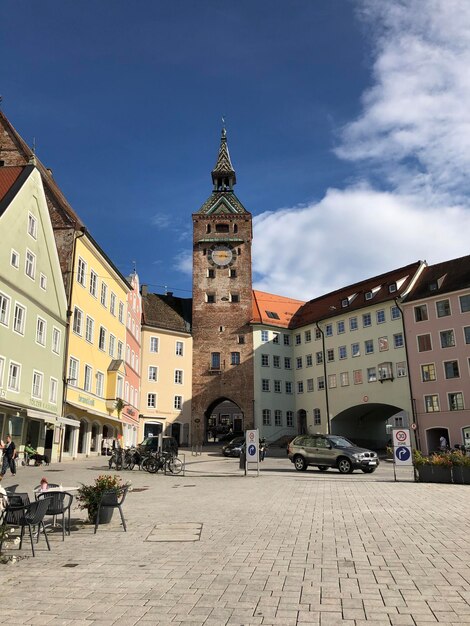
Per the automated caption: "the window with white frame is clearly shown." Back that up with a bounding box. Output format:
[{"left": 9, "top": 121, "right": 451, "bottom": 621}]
[
  {"left": 10, "top": 249, "right": 19, "bottom": 269},
  {"left": 349, "top": 316, "right": 358, "bottom": 331},
  {"left": 327, "top": 348, "right": 334, "bottom": 362},
  {"left": 414, "top": 304, "right": 428, "bottom": 322},
  {"left": 459, "top": 294, "right": 470, "bottom": 313},
  {"left": 425, "top": 395, "right": 439, "bottom": 412},
  {"left": 116, "top": 375, "right": 124, "bottom": 399},
  {"left": 118, "top": 301, "right": 124, "bottom": 322},
  {"left": 440, "top": 329, "right": 455, "bottom": 348},
  {"left": 464, "top": 327, "right": 470, "bottom": 344},
  {"left": 32, "top": 371, "right": 43, "bottom": 398},
  {"left": 25, "top": 250, "right": 36, "bottom": 279},
  {"left": 110, "top": 292, "right": 116, "bottom": 316},
  {"left": 28, "top": 213, "right": 37, "bottom": 239},
  {"left": 325, "top": 324, "right": 333, "bottom": 337},
  {"left": 89, "top": 270, "right": 97, "bottom": 296},
  {"left": 109, "top": 334, "right": 115, "bottom": 357},
  {"left": 40, "top": 273, "right": 47, "bottom": 290},
  {"left": 393, "top": 333, "right": 404, "bottom": 348},
  {"left": 84, "top": 365, "right": 93, "bottom": 392},
  {"left": 85, "top": 316, "right": 94, "bottom": 343},
  {"left": 444, "top": 361, "right": 460, "bottom": 379},
  {"left": 100, "top": 282, "right": 108, "bottom": 307},
  {"left": 396, "top": 362, "right": 407, "bottom": 377},
  {"left": 328, "top": 374, "right": 337, "bottom": 389},
  {"left": 274, "top": 380, "right": 281, "bottom": 393},
  {"left": 126, "top": 345, "right": 130, "bottom": 363},
  {"left": 340, "top": 372, "right": 349, "bottom": 386},
  {"left": 73, "top": 307, "right": 83, "bottom": 335},
  {"left": 261, "top": 354, "right": 269, "bottom": 367},
  {"left": 449, "top": 392, "right": 464, "bottom": 410},
  {"left": 421, "top": 364, "right": 436, "bottom": 382},
  {"left": 339, "top": 346, "right": 347, "bottom": 360},
  {"left": 297, "top": 381, "right": 304, "bottom": 393},
  {"left": 0, "top": 356, "right": 4, "bottom": 387},
  {"left": 52, "top": 328, "right": 61, "bottom": 354},
  {"left": 273, "top": 355, "right": 280, "bottom": 368},
  {"left": 96, "top": 372, "right": 104, "bottom": 397},
  {"left": 283, "top": 334, "right": 290, "bottom": 345},
  {"left": 68, "top": 357, "right": 78, "bottom": 386},
  {"left": 295, "top": 333, "right": 301, "bottom": 345},
  {"left": 117, "top": 340, "right": 123, "bottom": 360},
  {"left": 391, "top": 305, "right": 401, "bottom": 320},
  {"left": 378, "top": 362, "right": 393, "bottom": 381},
  {"left": 125, "top": 382, "right": 129, "bottom": 402},
  {"left": 273, "top": 332, "right": 280, "bottom": 344},
  {"left": 262, "top": 379, "right": 270, "bottom": 392},
  {"left": 36, "top": 317, "right": 46, "bottom": 346},
  {"left": 306, "top": 354, "right": 313, "bottom": 367},
  {"left": 275, "top": 410, "right": 282, "bottom": 426},
  {"left": 316, "top": 351, "right": 323, "bottom": 364},
  {"left": 262, "top": 409, "right": 271, "bottom": 425},
  {"left": 337, "top": 321, "right": 345, "bottom": 334},
  {"left": 367, "top": 367, "right": 377, "bottom": 382},
  {"left": 285, "top": 381, "right": 293, "bottom": 394},
  {"left": 147, "top": 393, "right": 156, "bottom": 408},
  {"left": 436, "top": 299, "right": 451, "bottom": 318},
  {"left": 284, "top": 357, "right": 291, "bottom": 369},
  {"left": 174, "top": 395, "right": 182, "bottom": 410},
  {"left": 131, "top": 351, "right": 135, "bottom": 369},
  {"left": 351, "top": 342, "right": 360, "bottom": 357},
  {"left": 211, "top": 352, "right": 220, "bottom": 370},
  {"left": 317, "top": 376, "right": 325, "bottom": 390},
  {"left": 296, "top": 357, "right": 303, "bottom": 369},
  {"left": 99, "top": 326, "right": 106, "bottom": 351},
  {"left": 49, "top": 377, "right": 58, "bottom": 404},
  {"left": 77, "top": 258, "right": 86, "bottom": 286},
  {"left": 313, "top": 408, "right": 321, "bottom": 425},
  {"left": 174, "top": 370, "right": 183, "bottom": 384},
  {"left": 13, "top": 303, "right": 26, "bottom": 335},
  {"left": 261, "top": 330, "right": 269, "bottom": 342},
  {"left": 8, "top": 362, "right": 21, "bottom": 391},
  {"left": 362, "top": 313, "right": 372, "bottom": 327},
  {"left": 417, "top": 334, "right": 432, "bottom": 352},
  {"left": 0, "top": 293, "right": 10, "bottom": 326},
  {"left": 231, "top": 352, "right": 240, "bottom": 365},
  {"left": 286, "top": 411, "right": 294, "bottom": 427},
  {"left": 305, "top": 330, "right": 312, "bottom": 342},
  {"left": 307, "top": 378, "right": 314, "bottom": 392},
  {"left": 150, "top": 336, "right": 159, "bottom": 353},
  {"left": 376, "top": 309, "right": 385, "bottom": 324},
  {"left": 365, "top": 339, "right": 374, "bottom": 354}
]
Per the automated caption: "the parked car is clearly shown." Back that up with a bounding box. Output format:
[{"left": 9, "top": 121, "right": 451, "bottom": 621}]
[
  {"left": 222, "top": 437, "right": 245, "bottom": 457},
  {"left": 138, "top": 436, "right": 178, "bottom": 457},
  {"left": 287, "top": 434, "right": 379, "bottom": 473}
]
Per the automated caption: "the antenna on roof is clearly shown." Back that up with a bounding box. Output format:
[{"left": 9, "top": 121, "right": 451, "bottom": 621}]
[
  {"left": 29, "top": 137, "right": 37, "bottom": 166},
  {"left": 132, "top": 260, "right": 136, "bottom": 273}
]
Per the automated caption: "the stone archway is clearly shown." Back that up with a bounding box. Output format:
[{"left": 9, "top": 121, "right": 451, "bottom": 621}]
[
  {"left": 204, "top": 398, "right": 244, "bottom": 442},
  {"left": 332, "top": 402, "right": 405, "bottom": 450}
]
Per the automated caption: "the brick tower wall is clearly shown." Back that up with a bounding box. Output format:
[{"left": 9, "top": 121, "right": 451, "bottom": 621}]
[{"left": 191, "top": 213, "right": 254, "bottom": 443}]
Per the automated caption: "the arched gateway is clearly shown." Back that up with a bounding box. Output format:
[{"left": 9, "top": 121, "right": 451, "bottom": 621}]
[{"left": 205, "top": 398, "right": 244, "bottom": 442}]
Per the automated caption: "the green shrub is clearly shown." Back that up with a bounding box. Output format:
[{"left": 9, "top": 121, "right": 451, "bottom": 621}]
[{"left": 77, "top": 474, "right": 129, "bottom": 523}]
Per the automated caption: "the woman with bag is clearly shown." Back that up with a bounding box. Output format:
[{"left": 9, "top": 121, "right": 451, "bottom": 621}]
[{"left": 0, "top": 435, "right": 17, "bottom": 479}]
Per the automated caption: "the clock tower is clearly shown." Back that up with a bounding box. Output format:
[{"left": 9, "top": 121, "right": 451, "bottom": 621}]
[{"left": 191, "top": 127, "right": 254, "bottom": 443}]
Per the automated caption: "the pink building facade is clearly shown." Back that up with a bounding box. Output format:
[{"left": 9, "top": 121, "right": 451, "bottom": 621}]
[
  {"left": 403, "top": 256, "right": 470, "bottom": 454},
  {"left": 122, "top": 271, "right": 142, "bottom": 446}
]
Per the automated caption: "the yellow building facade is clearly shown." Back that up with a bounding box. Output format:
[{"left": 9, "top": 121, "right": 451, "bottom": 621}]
[{"left": 63, "top": 231, "right": 131, "bottom": 458}]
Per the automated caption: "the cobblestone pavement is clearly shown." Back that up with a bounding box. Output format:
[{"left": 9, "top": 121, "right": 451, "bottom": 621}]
[{"left": 1, "top": 451, "right": 470, "bottom": 625}]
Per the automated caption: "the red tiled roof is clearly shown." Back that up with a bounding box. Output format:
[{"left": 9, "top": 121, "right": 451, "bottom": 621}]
[
  {"left": 290, "top": 262, "right": 423, "bottom": 328},
  {"left": 0, "top": 166, "right": 24, "bottom": 202},
  {"left": 252, "top": 290, "right": 305, "bottom": 328}
]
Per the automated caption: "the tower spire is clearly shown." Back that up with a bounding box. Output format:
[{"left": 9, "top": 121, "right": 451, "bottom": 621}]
[{"left": 211, "top": 123, "right": 236, "bottom": 191}]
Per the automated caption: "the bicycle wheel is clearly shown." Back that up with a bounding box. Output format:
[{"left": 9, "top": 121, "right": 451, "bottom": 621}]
[
  {"left": 167, "top": 457, "right": 183, "bottom": 474},
  {"left": 143, "top": 457, "right": 157, "bottom": 473},
  {"left": 108, "top": 457, "right": 114, "bottom": 469}
]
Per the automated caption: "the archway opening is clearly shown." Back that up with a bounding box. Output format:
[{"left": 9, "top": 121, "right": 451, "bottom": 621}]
[
  {"left": 332, "top": 403, "right": 405, "bottom": 450},
  {"left": 204, "top": 398, "right": 244, "bottom": 442},
  {"left": 425, "top": 427, "right": 450, "bottom": 454},
  {"left": 297, "top": 410, "right": 307, "bottom": 435}
]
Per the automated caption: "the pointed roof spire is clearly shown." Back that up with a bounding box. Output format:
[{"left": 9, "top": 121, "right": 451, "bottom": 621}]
[{"left": 211, "top": 121, "right": 236, "bottom": 190}]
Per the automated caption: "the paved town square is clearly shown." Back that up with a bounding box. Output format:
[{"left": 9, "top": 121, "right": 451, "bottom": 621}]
[{"left": 1, "top": 453, "right": 470, "bottom": 626}]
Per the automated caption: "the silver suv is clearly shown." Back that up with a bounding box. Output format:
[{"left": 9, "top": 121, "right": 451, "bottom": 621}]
[{"left": 288, "top": 434, "right": 379, "bottom": 474}]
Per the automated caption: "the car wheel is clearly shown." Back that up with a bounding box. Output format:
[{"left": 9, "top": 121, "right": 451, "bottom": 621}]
[
  {"left": 317, "top": 466, "right": 329, "bottom": 472},
  {"left": 337, "top": 457, "right": 353, "bottom": 474},
  {"left": 361, "top": 466, "right": 376, "bottom": 473},
  {"left": 293, "top": 455, "right": 308, "bottom": 471}
]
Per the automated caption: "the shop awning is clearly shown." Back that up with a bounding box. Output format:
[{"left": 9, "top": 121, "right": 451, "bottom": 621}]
[
  {"left": 66, "top": 400, "right": 123, "bottom": 423},
  {"left": 27, "top": 408, "right": 58, "bottom": 422},
  {"left": 57, "top": 416, "right": 80, "bottom": 428}
]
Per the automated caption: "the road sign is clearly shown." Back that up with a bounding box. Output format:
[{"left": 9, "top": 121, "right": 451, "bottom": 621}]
[
  {"left": 411, "top": 423, "right": 417, "bottom": 430},
  {"left": 245, "top": 429, "right": 260, "bottom": 475},
  {"left": 392, "top": 428, "right": 411, "bottom": 447},
  {"left": 395, "top": 445, "right": 412, "bottom": 465}
]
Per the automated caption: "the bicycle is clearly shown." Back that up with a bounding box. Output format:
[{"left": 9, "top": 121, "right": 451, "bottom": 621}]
[
  {"left": 108, "top": 448, "right": 124, "bottom": 470},
  {"left": 142, "top": 451, "right": 183, "bottom": 474}
]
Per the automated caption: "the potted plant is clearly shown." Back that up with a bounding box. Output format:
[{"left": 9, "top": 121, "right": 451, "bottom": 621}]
[
  {"left": 429, "top": 453, "right": 452, "bottom": 483},
  {"left": 451, "top": 451, "right": 470, "bottom": 485},
  {"left": 77, "top": 474, "right": 129, "bottom": 524},
  {"left": 413, "top": 449, "right": 433, "bottom": 482}
]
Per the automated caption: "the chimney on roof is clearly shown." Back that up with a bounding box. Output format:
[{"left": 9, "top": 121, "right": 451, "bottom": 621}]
[
  {"left": 141, "top": 284, "right": 148, "bottom": 297},
  {"left": 166, "top": 291, "right": 174, "bottom": 298},
  {"left": 47, "top": 168, "right": 53, "bottom": 177}
]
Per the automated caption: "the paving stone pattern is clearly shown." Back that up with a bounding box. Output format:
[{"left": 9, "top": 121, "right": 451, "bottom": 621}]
[{"left": 1, "top": 453, "right": 470, "bottom": 625}]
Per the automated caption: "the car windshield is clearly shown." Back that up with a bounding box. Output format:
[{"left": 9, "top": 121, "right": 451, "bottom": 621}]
[
  {"left": 230, "top": 438, "right": 244, "bottom": 445},
  {"left": 327, "top": 436, "right": 354, "bottom": 448}
]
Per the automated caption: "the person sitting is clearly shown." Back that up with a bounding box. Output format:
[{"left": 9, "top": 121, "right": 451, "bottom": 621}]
[{"left": 24, "top": 442, "right": 49, "bottom": 466}]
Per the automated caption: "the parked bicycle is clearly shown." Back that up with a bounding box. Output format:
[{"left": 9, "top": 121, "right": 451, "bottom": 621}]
[
  {"left": 142, "top": 450, "right": 183, "bottom": 474},
  {"left": 108, "top": 447, "right": 124, "bottom": 470}
]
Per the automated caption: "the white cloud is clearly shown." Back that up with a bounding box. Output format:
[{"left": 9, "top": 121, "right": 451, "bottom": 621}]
[
  {"left": 152, "top": 214, "right": 172, "bottom": 229},
  {"left": 174, "top": 251, "right": 192, "bottom": 275},
  {"left": 253, "top": 0, "right": 470, "bottom": 300}
]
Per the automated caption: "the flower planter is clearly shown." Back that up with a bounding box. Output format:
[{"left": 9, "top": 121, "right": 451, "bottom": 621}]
[
  {"left": 452, "top": 466, "right": 470, "bottom": 485},
  {"left": 430, "top": 466, "right": 452, "bottom": 484},
  {"left": 98, "top": 507, "right": 114, "bottom": 524},
  {"left": 416, "top": 465, "right": 433, "bottom": 482}
]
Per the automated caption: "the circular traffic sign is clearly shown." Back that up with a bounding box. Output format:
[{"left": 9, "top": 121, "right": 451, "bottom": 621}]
[
  {"left": 411, "top": 423, "right": 417, "bottom": 430},
  {"left": 248, "top": 444, "right": 256, "bottom": 456},
  {"left": 395, "top": 446, "right": 411, "bottom": 461},
  {"left": 395, "top": 430, "right": 407, "bottom": 442}
]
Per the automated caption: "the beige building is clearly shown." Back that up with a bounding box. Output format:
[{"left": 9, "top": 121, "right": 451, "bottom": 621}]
[{"left": 140, "top": 289, "right": 192, "bottom": 445}]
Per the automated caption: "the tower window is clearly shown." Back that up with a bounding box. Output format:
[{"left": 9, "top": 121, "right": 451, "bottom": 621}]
[
  {"left": 231, "top": 294, "right": 239, "bottom": 303},
  {"left": 237, "top": 335, "right": 245, "bottom": 345},
  {"left": 216, "top": 223, "right": 229, "bottom": 233},
  {"left": 206, "top": 224, "right": 211, "bottom": 234},
  {"left": 229, "top": 269, "right": 237, "bottom": 278},
  {"left": 207, "top": 269, "right": 215, "bottom": 278},
  {"left": 206, "top": 294, "right": 215, "bottom": 304},
  {"left": 233, "top": 224, "right": 238, "bottom": 233}
]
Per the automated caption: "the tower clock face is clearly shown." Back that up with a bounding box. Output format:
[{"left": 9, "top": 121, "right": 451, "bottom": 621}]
[{"left": 208, "top": 244, "right": 234, "bottom": 267}]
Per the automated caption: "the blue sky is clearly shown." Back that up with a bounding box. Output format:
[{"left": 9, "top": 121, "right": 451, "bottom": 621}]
[{"left": 1, "top": 1, "right": 469, "bottom": 300}]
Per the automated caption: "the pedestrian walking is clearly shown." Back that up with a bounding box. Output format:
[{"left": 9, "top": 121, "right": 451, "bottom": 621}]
[
  {"left": 439, "top": 435, "right": 448, "bottom": 451},
  {"left": 0, "top": 435, "right": 17, "bottom": 479}
]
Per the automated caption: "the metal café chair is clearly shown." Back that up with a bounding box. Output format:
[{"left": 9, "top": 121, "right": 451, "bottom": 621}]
[
  {"left": 0, "top": 498, "right": 51, "bottom": 557},
  {"left": 36, "top": 491, "right": 74, "bottom": 541},
  {"left": 94, "top": 486, "right": 128, "bottom": 534}
]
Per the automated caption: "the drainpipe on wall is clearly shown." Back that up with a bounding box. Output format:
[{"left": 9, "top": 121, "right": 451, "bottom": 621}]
[
  {"left": 59, "top": 226, "right": 86, "bottom": 462},
  {"left": 394, "top": 296, "right": 421, "bottom": 451},
  {"left": 316, "top": 322, "right": 331, "bottom": 435}
]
